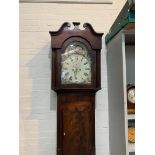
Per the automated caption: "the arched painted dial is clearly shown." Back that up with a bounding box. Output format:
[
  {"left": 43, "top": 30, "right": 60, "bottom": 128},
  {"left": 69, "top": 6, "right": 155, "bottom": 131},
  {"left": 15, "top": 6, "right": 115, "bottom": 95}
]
[{"left": 61, "top": 54, "right": 91, "bottom": 84}]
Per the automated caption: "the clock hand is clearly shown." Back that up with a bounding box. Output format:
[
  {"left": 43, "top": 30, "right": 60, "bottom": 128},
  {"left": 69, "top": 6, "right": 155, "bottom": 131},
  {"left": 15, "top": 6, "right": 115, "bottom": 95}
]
[
  {"left": 72, "top": 66, "right": 76, "bottom": 80},
  {"left": 75, "top": 67, "right": 78, "bottom": 80}
]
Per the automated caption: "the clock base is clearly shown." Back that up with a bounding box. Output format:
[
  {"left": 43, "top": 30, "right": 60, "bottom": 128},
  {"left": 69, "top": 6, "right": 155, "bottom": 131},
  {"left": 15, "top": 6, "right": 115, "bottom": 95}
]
[{"left": 57, "top": 92, "right": 96, "bottom": 155}]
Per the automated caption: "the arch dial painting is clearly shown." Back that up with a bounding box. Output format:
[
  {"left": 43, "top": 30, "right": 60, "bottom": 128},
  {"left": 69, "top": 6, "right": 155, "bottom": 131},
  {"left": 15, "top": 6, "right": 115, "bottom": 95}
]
[{"left": 61, "top": 41, "right": 91, "bottom": 84}]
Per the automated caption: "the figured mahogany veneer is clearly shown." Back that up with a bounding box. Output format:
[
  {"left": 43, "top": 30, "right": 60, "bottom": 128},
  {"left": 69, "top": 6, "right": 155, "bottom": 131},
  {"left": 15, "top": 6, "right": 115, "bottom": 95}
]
[
  {"left": 57, "top": 92, "right": 95, "bottom": 155},
  {"left": 49, "top": 22, "right": 103, "bottom": 155}
]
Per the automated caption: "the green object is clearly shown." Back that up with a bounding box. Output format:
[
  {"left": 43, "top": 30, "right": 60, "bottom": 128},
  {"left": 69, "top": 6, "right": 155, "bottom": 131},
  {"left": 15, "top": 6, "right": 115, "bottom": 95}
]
[{"left": 105, "top": 0, "right": 135, "bottom": 44}]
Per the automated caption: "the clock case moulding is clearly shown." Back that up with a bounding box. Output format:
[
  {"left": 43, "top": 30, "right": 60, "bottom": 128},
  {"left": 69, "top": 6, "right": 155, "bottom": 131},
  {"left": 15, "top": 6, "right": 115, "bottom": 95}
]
[
  {"left": 49, "top": 22, "right": 103, "bottom": 155},
  {"left": 49, "top": 22, "right": 103, "bottom": 93}
]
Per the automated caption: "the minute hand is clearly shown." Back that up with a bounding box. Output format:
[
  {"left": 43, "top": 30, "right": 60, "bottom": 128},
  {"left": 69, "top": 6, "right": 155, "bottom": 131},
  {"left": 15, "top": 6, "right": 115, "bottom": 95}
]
[{"left": 74, "top": 67, "right": 78, "bottom": 80}]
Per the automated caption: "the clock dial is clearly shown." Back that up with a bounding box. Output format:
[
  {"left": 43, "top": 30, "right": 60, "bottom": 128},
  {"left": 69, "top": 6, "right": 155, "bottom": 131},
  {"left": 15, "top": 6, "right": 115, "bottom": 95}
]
[
  {"left": 61, "top": 42, "right": 91, "bottom": 84},
  {"left": 128, "top": 88, "right": 135, "bottom": 104}
]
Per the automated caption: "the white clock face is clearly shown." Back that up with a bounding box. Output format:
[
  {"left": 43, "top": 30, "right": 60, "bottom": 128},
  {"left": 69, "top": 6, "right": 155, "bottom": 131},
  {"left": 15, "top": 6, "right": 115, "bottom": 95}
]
[
  {"left": 61, "top": 42, "right": 91, "bottom": 84},
  {"left": 128, "top": 88, "right": 135, "bottom": 104}
]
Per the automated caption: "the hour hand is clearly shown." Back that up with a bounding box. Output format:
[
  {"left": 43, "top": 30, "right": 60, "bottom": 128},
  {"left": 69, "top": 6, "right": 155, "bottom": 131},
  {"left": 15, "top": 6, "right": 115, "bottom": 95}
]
[{"left": 73, "top": 68, "right": 78, "bottom": 80}]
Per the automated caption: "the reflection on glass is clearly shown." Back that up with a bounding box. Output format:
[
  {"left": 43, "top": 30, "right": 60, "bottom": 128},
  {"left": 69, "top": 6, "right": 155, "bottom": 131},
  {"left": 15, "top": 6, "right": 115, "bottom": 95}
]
[{"left": 61, "top": 42, "right": 91, "bottom": 84}]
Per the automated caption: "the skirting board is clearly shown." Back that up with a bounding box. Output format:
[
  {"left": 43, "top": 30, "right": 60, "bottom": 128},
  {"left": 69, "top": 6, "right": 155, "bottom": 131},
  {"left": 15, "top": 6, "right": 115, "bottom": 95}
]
[{"left": 19, "top": 0, "right": 113, "bottom": 4}]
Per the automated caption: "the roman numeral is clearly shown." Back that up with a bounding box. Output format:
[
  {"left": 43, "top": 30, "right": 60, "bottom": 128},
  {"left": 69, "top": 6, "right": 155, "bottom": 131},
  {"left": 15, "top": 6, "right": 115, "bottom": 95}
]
[
  {"left": 65, "top": 72, "right": 69, "bottom": 76},
  {"left": 69, "top": 76, "right": 73, "bottom": 81},
  {"left": 84, "top": 72, "right": 88, "bottom": 76}
]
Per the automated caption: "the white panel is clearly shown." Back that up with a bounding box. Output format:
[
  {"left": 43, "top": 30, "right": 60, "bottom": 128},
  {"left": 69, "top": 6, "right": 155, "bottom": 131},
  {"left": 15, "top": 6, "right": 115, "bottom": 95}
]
[
  {"left": 107, "top": 32, "right": 126, "bottom": 155},
  {"left": 20, "top": 0, "right": 113, "bottom": 4},
  {"left": 125, "top": 45, "right": 135, "bottom": 84}
]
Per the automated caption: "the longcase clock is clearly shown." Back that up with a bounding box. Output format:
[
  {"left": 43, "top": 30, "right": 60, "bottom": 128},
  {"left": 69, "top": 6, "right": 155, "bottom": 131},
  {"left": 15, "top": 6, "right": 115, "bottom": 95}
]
[{"left": 49, "top": 22, "right": 103, "bottom": 155}]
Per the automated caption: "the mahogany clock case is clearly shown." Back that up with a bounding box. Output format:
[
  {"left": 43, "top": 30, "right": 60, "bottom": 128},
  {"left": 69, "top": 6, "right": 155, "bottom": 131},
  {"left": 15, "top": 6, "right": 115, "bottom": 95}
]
[
  {"left": 49, "top": 22, "right": 103, "bottom": 92},
  {"left": 57, "top": 92, "right": 96, "bottom": 155},
  {"left": 49, "top": 22, "right": 103, "bottom": 155}
]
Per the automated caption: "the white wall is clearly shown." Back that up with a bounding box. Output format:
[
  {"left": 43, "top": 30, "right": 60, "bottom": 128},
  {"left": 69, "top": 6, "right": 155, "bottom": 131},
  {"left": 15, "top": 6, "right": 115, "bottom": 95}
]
[{"left": 19, "top": 1, "right": 126, "bottom": 155}]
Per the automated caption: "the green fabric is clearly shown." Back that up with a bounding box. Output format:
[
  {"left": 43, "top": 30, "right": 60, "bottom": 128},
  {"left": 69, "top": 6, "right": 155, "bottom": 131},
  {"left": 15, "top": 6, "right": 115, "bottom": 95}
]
[{"left": 105, "top": 0, "right": 135, "bottom": 44}]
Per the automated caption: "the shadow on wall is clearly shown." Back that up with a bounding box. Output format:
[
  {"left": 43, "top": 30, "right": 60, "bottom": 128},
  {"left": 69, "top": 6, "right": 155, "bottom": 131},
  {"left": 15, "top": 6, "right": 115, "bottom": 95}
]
[
  {"left": 26, "top": 42, "right": 57, "bottom": 154},
  {"left": 27, "top": 43, "right": 56, "bottom": 111}
]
